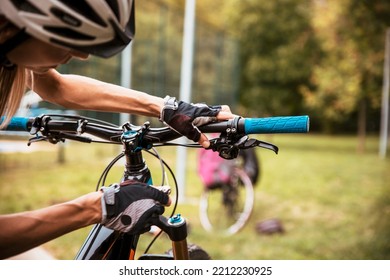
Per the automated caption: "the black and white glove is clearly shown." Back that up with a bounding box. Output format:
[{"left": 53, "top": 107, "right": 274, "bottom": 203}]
[
  {"left": 100, "top": 180, "right": 170, "bottom": 234},
  {"left": 159, "top": 95, "right": 221, "bottom": 142}
]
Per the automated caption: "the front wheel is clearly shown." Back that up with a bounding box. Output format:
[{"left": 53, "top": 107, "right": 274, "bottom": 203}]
[{"left": 199, "top": 168, "right": 254, "bottom": 235}]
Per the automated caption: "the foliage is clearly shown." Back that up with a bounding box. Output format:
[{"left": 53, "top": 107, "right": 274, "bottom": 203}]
[
  {"left": 227, "top": 0, "right": 320, "bottom": 117},
  {"left": 301, "top": 0, "right": 390, "bottom": 132},
  {"left": 347, "top": 0, "right": 390, "bottom": 110},
  {"left": 301, "top": 1, "right": 360, "bottom": 126}
]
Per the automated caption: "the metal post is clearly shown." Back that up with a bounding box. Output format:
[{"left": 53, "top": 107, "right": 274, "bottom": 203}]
[
  {"left": 176, "top": 0, "right": 196, "bottom": 202},
  {"left": 379, "top": 29, "right": 390, "bottom": 159},
  {"left": 120, "top": 43, "right": 133, "bottom": 125}
]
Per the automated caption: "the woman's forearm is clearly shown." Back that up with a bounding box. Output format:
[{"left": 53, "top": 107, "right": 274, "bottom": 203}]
[
  {"left": 30, "top": 69, "right": 165, "bottom": 117},
  {"left": 0, "top": 191, "right": 102, "bottom": 259}
]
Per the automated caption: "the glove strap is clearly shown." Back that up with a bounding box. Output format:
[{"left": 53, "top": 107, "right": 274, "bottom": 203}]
[
  {"left": 163, "top": 95, "right": 178, "bottom": 110},
  {"left": 160, "top": 95, "right": 178, "bottom": 122},
  {"left": 100, "top": 184, "right": 120, "bottom": 223}
]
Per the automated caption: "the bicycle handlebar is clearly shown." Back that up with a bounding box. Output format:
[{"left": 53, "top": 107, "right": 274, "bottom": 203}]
[{"left": 2, "top": 115, "right": 309, "bottom": 143}]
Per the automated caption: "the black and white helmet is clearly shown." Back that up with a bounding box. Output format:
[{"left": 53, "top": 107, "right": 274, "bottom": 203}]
[{"left": 0, "top": 0, "right": 135, "bottom": 58}]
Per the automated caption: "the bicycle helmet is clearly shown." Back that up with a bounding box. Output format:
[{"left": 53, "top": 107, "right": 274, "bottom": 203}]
[{"left": 0, "top": 0, "right": 135, "bottom": 58}]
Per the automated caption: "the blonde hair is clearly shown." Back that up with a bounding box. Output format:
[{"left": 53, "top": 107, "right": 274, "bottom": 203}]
[
  {"left": 0, "top": 65, "right": 27, "bottom": 129},
  {"left": 0, "top": 18, "right": 28, "bottom": 129}
]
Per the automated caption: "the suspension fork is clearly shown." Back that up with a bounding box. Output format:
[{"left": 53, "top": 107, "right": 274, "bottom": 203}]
[
  {"left": 157, "top": 215, "right": 189, "bottom": 260},
  {"left": 138, "top": 214, "right": 189, "bottom": 260}
]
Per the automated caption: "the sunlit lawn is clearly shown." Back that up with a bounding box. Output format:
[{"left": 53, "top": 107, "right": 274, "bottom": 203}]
[{"left": 0, "top": 134, "right": 389, "bottom": 259}]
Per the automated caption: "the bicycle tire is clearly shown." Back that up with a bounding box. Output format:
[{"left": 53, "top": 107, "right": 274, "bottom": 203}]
[{"left": 199, "top": 167, "right": 254, "bottom": 235}]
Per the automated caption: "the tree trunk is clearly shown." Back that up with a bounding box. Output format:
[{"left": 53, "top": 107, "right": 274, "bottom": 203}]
[{"left": 357, "top": 98, "right": 367, "bottom": 154}]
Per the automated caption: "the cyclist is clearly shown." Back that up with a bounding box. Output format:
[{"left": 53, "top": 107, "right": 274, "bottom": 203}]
[{"left": 0, "top": 0, "right": 235, "bottom": 259}]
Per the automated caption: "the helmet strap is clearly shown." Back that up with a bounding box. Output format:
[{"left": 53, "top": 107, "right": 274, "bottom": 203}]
[{"left": 0, "top": 29, "right": 30, "bottom": 69}]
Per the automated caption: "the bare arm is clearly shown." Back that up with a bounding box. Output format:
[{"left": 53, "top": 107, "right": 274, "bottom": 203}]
[
  {"left": 29, "top": 69, "right": 164, "bottom": 117},
  {"left": 0, "top": 191, "right": 102, "bottom": 259}
]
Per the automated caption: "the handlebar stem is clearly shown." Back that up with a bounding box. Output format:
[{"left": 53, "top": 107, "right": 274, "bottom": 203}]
[{"left": 123, "top": 150, "right": 152, "bottom": 184}]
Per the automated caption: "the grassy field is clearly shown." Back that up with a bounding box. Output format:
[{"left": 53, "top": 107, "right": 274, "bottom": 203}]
[{"left": 1, "top": 134, "right": 389, "bottom": 260}]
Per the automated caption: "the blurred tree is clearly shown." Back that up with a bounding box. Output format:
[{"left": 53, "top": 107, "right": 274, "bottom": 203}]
[
  {"left": 227, "top": 0, "right": 320, "bottom": 117},
  {"left": 347, "top": 0, "right": 390, "bottom": 151},
  {"left": 301, "top": 0, "right": 390, "bottom": 147},
  {"left": 301, "top": 0, "right": 361, "bottom": 132}
]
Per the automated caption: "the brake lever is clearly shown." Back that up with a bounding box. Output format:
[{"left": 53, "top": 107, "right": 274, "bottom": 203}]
[
  {"left": 27, "top": 135, "right": 49, "bottom": 146},
  {"left": 238, "top": 138, "right": 279, "bottom": 154},
  {"left": 27, "top": 134, "right": 65, "bottom": 145}
]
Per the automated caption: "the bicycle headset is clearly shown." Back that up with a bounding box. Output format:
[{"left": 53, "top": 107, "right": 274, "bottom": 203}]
[{"left": 0, "top": 0, "right": 135, "bottom": 67}]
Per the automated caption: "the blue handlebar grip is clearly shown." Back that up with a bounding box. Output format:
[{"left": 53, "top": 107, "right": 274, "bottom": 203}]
[
  {"left": 1, "top": 117, "right": 29, "bottom": 131},
  {"left": 244, "top": 115, "right": 309, "bottom": 134}
]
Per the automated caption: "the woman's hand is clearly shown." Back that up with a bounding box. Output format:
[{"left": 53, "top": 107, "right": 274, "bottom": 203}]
[
  {"left": 100, "top": 180, "right": 171, "bottom": 234},
  {"left": 160, "top": 96, "right": 236, "bottom": 148}
]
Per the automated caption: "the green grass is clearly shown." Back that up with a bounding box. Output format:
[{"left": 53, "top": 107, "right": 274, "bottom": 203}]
[{"left": 1, "top": 134, "right": 389, "bottom": 259}]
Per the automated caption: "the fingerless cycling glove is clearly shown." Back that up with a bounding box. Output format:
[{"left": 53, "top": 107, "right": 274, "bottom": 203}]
[
  {"left": 100, "top": 180, "right": 169, "bottom": 234},
  {"left": 160, "top": 96, "right": 221, "bottom": 142}
]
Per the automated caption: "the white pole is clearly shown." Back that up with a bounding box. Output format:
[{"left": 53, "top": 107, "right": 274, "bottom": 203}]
[
  {"left": 120, "top": 43, "right": 133, "bottom": 125},
  {"left": 379, "top": 28, "right": 390, "bottom": 159},
  {"left": 176, "top": 0, "right": 196, "bottom": 202}
]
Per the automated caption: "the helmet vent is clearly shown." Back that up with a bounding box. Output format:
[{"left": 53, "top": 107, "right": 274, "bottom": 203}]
[
  {"left": 45, "top": 26, "right": 94, "bottom": 40},
  {"left": 10, "top": 0, "right": 44, "bottom": 15},
  {"left": 57, "top": 0, "right": 107, "bottom": 27},
  {"left": 51, "top": 7, "right": 81, "bottom": 27}
]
